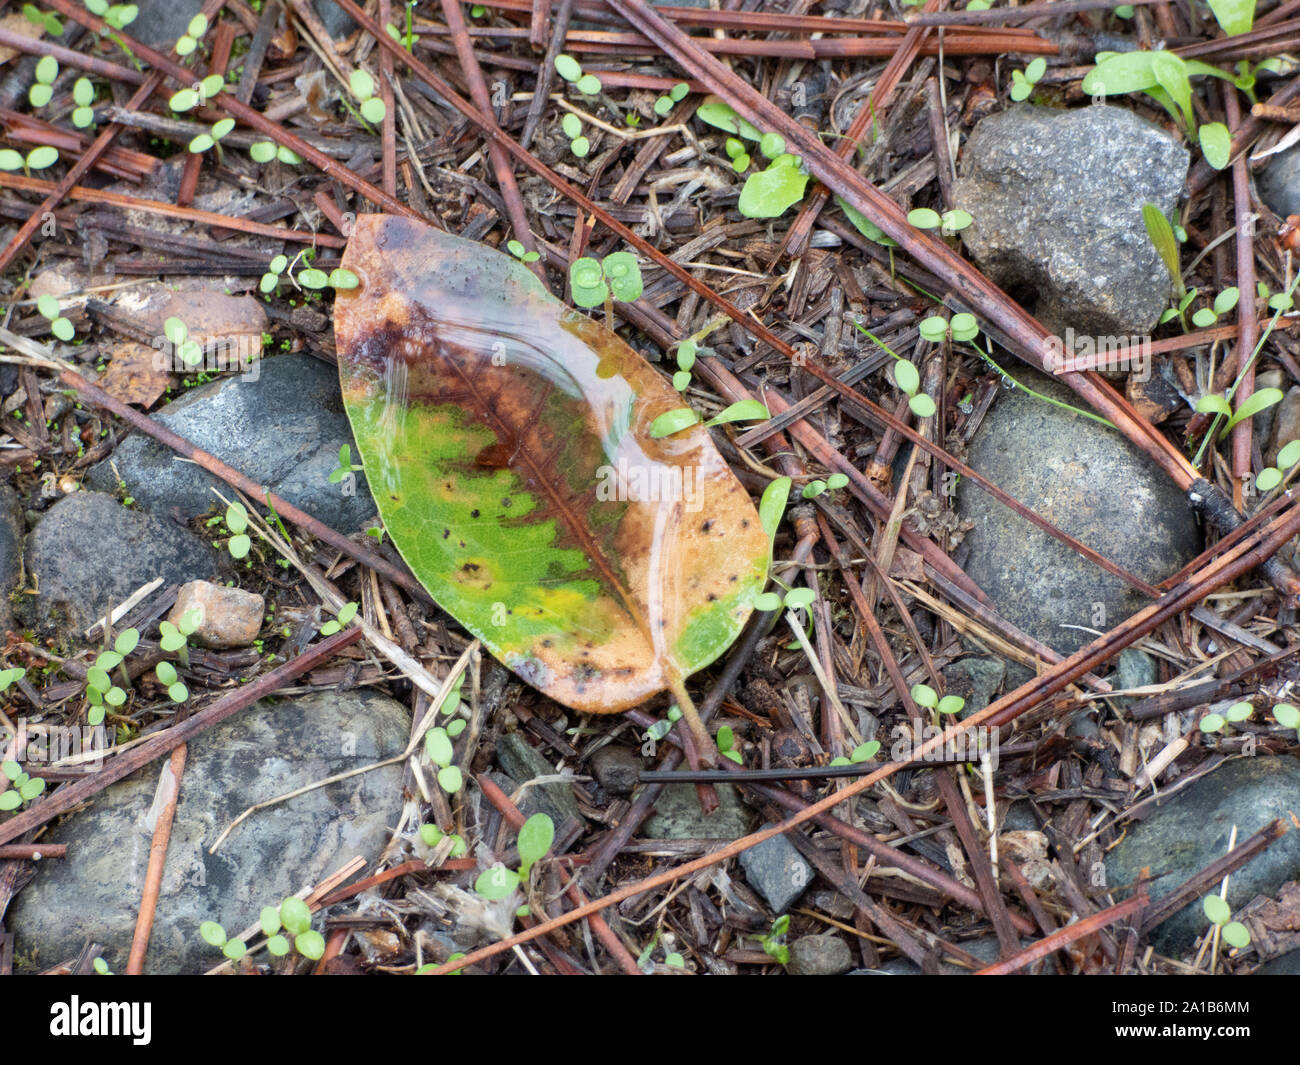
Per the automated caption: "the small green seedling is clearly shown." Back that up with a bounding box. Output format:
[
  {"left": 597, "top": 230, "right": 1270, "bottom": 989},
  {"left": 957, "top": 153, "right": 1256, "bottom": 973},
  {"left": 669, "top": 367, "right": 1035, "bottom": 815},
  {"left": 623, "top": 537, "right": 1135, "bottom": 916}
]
[
  {"left": 920, "top": 312, "right": 979, "bottom": 346},
  {"left": 1199, "top": 700, "right": 1254, "bottom": 734},
  {"left": 188, "top": 117, "right": 235, "bottom": 156},
  {"left": 1194, "top": 387, "right": 1283, "bottom": 431},
  {"left": 159, "top": 607, "right": 201, "bottom": 668},
  {"left": 22, "top": 4, "right": 63, "bottom": 35},
  {"left": 0, "top": 667, "right": 26, "bottom": 695},
  {"left": 723, "top": 136, "right": 751, "bottom": 173},
  {"left": 29, "top": 54, "right": 57, "bottom": 108},
  {"left": 1207, "top": 0, "right": 1255, "bottom": 38},
  {"left": 201, "top": 896, "right": 324, "bottom": 963},
  {"left": 224, "top": 501, "right": 251, "bottom": 560},
  {"left": 649, "top": 399, "right": 769, "bottom": 439},
  {"left": 72, "top": 77, "right": 97, "bottom": 129},
  {"left": 911, "top": 683, "right": 966, "bottom": 718},
  {"left": 1202, "top": 894, "right": 1251, "bottom": 949},
  {"left": 36, "top": 294, "right": 75, "bottom": 342},
  {"left": 385, "top": 1, "right": 418, "bottom": 52},
  {"left": 1257, "top": 440, "right": 1300, "bottom": 492},
  {"left": 168, "top": 73, "right": 224, "bottom": 114},
  {"left": 1083, "top": 51, "right": 1236, "bottom": 160},
  {"left": 297, "top": 266, "right": 359, "bottom": 291},
  {"left": 1257, "top": 280, "right": 1296, "bottom": 313},
  {"left": 828, "top": 740, "right": 882, "bottom": 767},
  {"left": 907, "top": 207, "right": 973, "bottom": 237},
  {"left": 164, "top": 316, "right": 203, "bottom": 368},
  {"left": 320, "top": 601, "right": 358, "bottom": 637},
  {"left": 0, "top": 146, "right": 59, "bottom": 175},
  {"left": 716, "top": 724, "right": 743, "bottom": 765},
  {"left": 260, "top": 254, "right": 288, "bottom": 294},
  {"left": 570, "top": 252, "right": 643, "bottom": 311},
  {"left": 761, "top": 915, "right": 791, "bottom": 965},
  {"left": 92, "top": 956, "right": 113, "bottom": 975},
  {"left": 653, "top": 81, "right": 690, "bottom": 117},
  {"left": 752, "top": 586, "right": 814, "bottom": 614},
  {"left": 554, "top": 53, "right": 601, "bottom": 96},
  {"left": 85, "top": 0, "right": 138, "bottom": 31},
  {"left": 561, "top": 112, "right": 590, "bottom": 158},
  {"left": 419, "top": 822, "right": 468, "bottom": 856},
  {"left": 737, "top": 153, "right": 809, "bottom": 219},
  {"left": 506, "top": 239, "right": 539, "bottom": 264},
  {"left": 329, "top": 444, "right": 363, "bottom": 485},
  {"left": 475, "top": 863, "right": 520, "bottom": 900},
  {"left": 890, "top": 356, "right": 935, "bottom": 419},
  {"left": 1272, "top": 702, "right": 1300, "bottom": 733},
  {"left": 249, "top": 141, "right": 302, "bottom": 165},
  {"left": 424, "top": 723, "right": 463, "bottom": 795},
  {"left": 0, "top": 758, "right": 45, "bottom": 811},
  {"left": 694, "top": 96, "right": 762, "bottom": 141},
  {"left": 801, "top": 472, "right": 850, "bottom": 499},
  {"left": 1010, "top": 57, "right": 1046, "bottom": 102},
  {"left": 516, "top": 812, "right": 555, "bottom": 880},
  {"left": 349, "top": 68, "right": 387, "bottom": 126},
  {"left": 155, "top": 660, "right": 188, "bottom": 704},
  {"left": 175, "top": 13, "right": 208, "bottom": 57},
  {"left": 1190, "top": 287, "right": 1240, "bottom": 329}
]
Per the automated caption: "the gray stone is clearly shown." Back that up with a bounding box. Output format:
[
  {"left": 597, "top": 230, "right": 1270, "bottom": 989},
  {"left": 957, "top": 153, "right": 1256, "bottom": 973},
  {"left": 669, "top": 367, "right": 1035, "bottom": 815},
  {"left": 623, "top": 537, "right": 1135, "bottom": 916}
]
[
  {"left": 1259, "top": 141, "right": 1300, "bottom": 221},
  {"left": 1105, "top": 758, "right": 1300, "bottom": 954},
  {"left": 738, "top": 824, "right": 814, "bottom": 914},
  {"left": 313, "top": 0, "right": 356, "bottom": 38},
  {"left": 589, "top": 745, "right": 642, "bottom": 797},
  {"left": 955, "top": 105, "right": 1189, "bottom": 336},
  {"left": 643, "top": 783, "right": 754, "bottom": 840},
  {"left": 942, "top": 656, "right": 1005, "bottom": 716},
  {"left": 0, "top": 484, "right": 24, "bottom": 631},
  {"left": 131, "top": 0, "right": 204, "bottom": 46},
  {"left": 1109, "top": 648, "right": 1157, "bottom": 710},
  {"left": 88, "top": 355, "right": 373, "bottom": 533},
  {"left": 20, "top": 492, "right": 225, "bottom": 641},
  {"left": 857, "top": 935, "right": 1005, "bottom": 975},
  {"left": 957, "top": 369, "right": 1200, "bottom": 657},
  {"left": 787, "top": 933, "right": 852, "bottom": 975},
  {"left": 1255, "top": 948, "right": 1300, "bottom": 975},
  {"left": 11, "top": 689, "right": 410, "bottom": 973},
  {"left": 1001, "top": 800, "right": 1040, "bottom": 833},
  {"left": 495, "top": 732, "right": 583, "bottom": 827}
]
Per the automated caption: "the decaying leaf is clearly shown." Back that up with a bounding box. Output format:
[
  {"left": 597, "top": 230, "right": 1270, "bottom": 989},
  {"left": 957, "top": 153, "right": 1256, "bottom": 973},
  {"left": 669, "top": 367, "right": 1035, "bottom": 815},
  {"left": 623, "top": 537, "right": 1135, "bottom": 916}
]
[{"left": 334, "top": 215, "right": 770, "bottom": 745}]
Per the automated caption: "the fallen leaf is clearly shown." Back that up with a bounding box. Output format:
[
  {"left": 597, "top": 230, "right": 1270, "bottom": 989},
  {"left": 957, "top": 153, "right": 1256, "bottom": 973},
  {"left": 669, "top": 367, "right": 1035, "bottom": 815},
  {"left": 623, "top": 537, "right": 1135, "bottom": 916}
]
[
  {"left": 335, "top": 215, "right": 770, "bottom": 734},
  {"left": 100, "top": 341, "right": 170, "bottom": 407}
]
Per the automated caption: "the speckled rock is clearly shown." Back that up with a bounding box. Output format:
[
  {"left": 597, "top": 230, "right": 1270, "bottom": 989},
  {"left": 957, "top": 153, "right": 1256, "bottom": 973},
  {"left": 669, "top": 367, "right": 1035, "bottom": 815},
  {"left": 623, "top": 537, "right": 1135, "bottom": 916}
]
[
  {"left": 738, "top": 824, "right": 814, "bottom": 913},
  {"left": 787, "top": 933, "right": 853, "bottom": 975},
  {"left": 957, "top": 369, "right": 1200, "bottom": 657},
  {"left": 1104, "top": 757, "right": 1300, "bottom": 954},
  {"left": 643, "top": 783, "right": 754, "bottom": 840},
  {"left": 955, "top": 105, "right": 1189, "bottom": 336},
  {"left": 19, "top": 492, "right": 225, "bottom": 642},
  {"left": 11, "top": 689, "right": 410, "bottom": 973},
  {"left": 168, "top": 580, "right": 264, "bottom": 649},
  {"left": 1259, "top": 141, "right": 1300, "bottom": 221}
]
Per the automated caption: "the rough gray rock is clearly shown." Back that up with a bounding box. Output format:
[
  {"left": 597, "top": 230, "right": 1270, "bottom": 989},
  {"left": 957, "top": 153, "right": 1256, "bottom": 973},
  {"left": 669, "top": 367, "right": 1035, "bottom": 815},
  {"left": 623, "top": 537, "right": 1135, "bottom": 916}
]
[
  {"left": 20, "top": 492, "right": 225, "bottom": 641},
  {"left": 11, "top": 690, "right": 409, "bottom": 973},
  {"left": 131, "top": 0, "right": 204, "bottom": 46},
  {"left": 1259, "top": 141, "right": 1300, "bottom": 221},
  {"left": 1255, "top": 949, "right": 1300, "bottom": 975},
  {"left": 1104, "top": 758, "right": 1300, "bottom": 954},
  {"left": 738, "top": 824, "right": 814, "bottom": 914},
  {"left": 855, "top": 935, "right": 1006, "bottom": 975},
  {"left": 495, "top": 732, "right": 583, "bottom": 827},
  {"left": 942, "top": 656, "right": 1005, "bottom": 717},
  {"left": 957, "top": 369, "right": 1200, "bottom": 657},
  {"left": 643, "top": 783, "right": 754, "bottom": 839},
  {"left": 787, "top": 933, "right": 853, "bottom": 975},
  {"left": 0, "top": 484, "right": 24, "bottom": 631},
  {"left": 589, "top": 745, "right": 642, "bottom": 797},
  {"left": 955, "top": 105, "right": 1189, "bottom": 336},
  {"left": 88, "top": 355, "right": 373, "bottom": 532}
]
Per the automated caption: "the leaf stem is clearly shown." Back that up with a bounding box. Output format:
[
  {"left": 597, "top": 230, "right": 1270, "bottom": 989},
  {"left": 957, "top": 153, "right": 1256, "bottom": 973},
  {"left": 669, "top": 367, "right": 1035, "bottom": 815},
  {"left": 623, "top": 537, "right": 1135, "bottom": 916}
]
[{"left": 668, "top": 676, "right": 715, "bottom": 766}]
